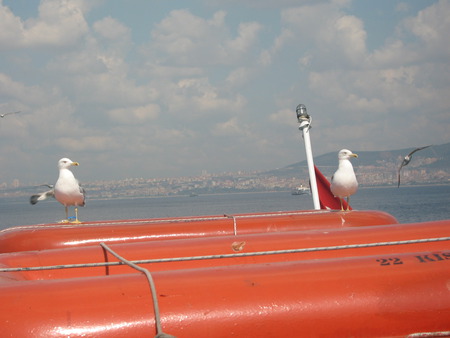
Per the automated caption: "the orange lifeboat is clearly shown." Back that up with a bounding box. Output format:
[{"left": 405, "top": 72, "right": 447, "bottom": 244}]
[
  {"left": 0, "top": 250, "right": 449, "bottom": 337},
  {"left": 0, "top": 198, "right": 449, "bottom": 337},
  {"left": 0, "top": 210, "right": 397, "bottom": 253},
  {"left": 0, "top": 220, "right": 448, "bottom": 280}
]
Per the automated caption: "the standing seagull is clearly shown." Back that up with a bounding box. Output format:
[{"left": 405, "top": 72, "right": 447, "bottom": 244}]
[
  {"left": 397, "top": 145, "right": 431, "bottom": 187},
  {"left": 330, "top": 149, "right": 358, "bottom": 211},
  {"left": 0, "top": 111, "right": 20, "bottom": 118},
  {"left": 30, "top": 158, "right": 86, "bottom": 223}
]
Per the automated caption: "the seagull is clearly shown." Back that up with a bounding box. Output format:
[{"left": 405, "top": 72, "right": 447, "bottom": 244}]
[
  {"left": 397, "top": 145, "right": 431, "bottom": 187},
  {"left": 330, "top": 149, "right": 358, "bottom": 211},
  {"left": 0, "top": 111, "right": 20, "bottom": 118},
  {"left": 30, "top": 158, "right": 86, "bottom": 223}
]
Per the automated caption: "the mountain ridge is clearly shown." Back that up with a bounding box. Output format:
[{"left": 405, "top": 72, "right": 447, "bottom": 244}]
[{"left": 264, "top": 142, "right": 450, "bottom": 181}]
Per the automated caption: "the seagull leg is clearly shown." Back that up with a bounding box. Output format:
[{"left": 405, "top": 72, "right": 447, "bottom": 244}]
[
  {"left": 71, "top": 207, "right": 82, "bottom": 224},
  {"left": 346, "top": 197, "right": 350, "bottom": 211},
  {"left": 339, "top": 198, "right": 344, "bottom": 211},
  {"left": 60, "top": 206, "right": 70, "bottom": 223}
]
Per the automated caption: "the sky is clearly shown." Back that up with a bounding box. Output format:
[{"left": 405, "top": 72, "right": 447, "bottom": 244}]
[{"left": 0, "top": 0, "right": 449, "bottom": 185}]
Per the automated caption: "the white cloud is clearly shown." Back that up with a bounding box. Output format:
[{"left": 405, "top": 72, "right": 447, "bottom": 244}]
[
  {"left": 269, "top": 108, "right": 296, "bottom": 126},
  {"left": 0, "top": 0, "right": 89, "bottom": 49},
  {"left": 150, "top": 9, "right": 261, "bottom": 66},
  {"left": 281, "top": 3, "right": 368, "bottom": 69},
  {"left": 57, "top": 135, "right": 115, "bottom": 152},
  {"left": 26, "top": 0, "right": 88, "bottom": 46},
  {"left": 225, "top": 67, "right": 252, "bottom": 87},
  {"left": 258, "top": 28, "right": 294, "bottom": 67},
  {"left": 107, "top": 104, "right": 160, "bottom": 124},
  {"left": 372, "top": 0, "right": 450, "bottom": 66},
  {"left": 226, "top": 21, "right": 262, "bottom": 55},
  {"left": 93, "top": 16, "right": 130, "bottom": 41},
  {"left": 0, "top": 73, "right": 48, "bottom": 105},
  {"left": 164, "top": 77, "right": 247, "bottom": 117},
  {"left": 0, "top": 2, "right": 24, "bottom": 48},
  {"left": 212, "top": 117, "right": 245, "bottom": 136}
]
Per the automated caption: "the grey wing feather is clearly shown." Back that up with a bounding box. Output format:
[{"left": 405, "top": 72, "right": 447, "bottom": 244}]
[
  {"left": 79, "top": 184, "right": 86, "bottom": 206},
  {"left": 30, "top": 189, "right": 55, "bottom": 205},
  {"left": 408, "top": 145, "right": 431, "bottom": 157}
]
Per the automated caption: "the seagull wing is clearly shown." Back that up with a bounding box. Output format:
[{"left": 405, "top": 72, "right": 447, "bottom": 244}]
[
  {"left": 79, "top": 184, "right": 86, "bottom": 205},
  {"left": 30, "top": 189, "right": 55, "bottom": 205},
  {"left": 1, "top": 111, "right": 20, "bottom": 118},
  {"left": 398, "top": 145, "right": 431, "bottom": 187},
  {"left": 407, "top": 145, "right": 431, "bottom": 157}
]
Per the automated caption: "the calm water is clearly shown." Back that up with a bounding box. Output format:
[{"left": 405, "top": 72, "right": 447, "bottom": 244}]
[{"left": 1, "top": 185, "right": 449, "bottom": 230}]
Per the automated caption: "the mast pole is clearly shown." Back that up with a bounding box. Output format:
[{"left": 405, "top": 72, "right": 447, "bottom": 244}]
[{"left": 296, "top": 104, "right": 320, "bottom": 210}]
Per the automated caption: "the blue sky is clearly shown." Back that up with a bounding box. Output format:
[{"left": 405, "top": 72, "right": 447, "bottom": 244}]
[{"left": 0, "top": 0, "right": 449, "bottom": 185}]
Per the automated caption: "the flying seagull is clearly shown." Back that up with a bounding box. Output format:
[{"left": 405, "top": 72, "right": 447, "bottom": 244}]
[
  {"left": 30, "top": 158, "right": 86, "bottom": 223},
  {"left": 397, "top": 145, "right": 431, "bottom": 187},
  {"left": 330, "top": 149, "right": 358, "bottom": 211},
  {"left": 0, "top": 111, "right": 20, "bottom": 118}
]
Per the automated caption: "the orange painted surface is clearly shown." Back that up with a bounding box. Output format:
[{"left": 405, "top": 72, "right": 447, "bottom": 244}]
[
  {"left": 1, "top": 210, "right": 449, "bottom": 337},
  {"left": 0, "top": 210, "right": 397, "bottom": 253},
  {"left": 0, "top": 251, "right": 449, "bottom": 337},
  {"left": 0, "top": 220, "right": 448, "bottom": 281}
]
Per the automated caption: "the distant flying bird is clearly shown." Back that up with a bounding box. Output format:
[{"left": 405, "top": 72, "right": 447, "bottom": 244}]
[
  {"left": 330, "top": 149, "right": 358, "bottom": 211},
  {"left": 397, "top": 145, "right": 431, "bottom": 188},
  {"left": 0, "top": 111, "right": 20, "bottom": 118},
  {"left": 30, "top": 158, "right": 86, "bottom": 223}
]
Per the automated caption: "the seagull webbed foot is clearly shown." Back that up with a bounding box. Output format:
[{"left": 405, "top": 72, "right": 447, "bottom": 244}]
[{"left": 70, "top": 207, "right": 82, "bottom": 224}]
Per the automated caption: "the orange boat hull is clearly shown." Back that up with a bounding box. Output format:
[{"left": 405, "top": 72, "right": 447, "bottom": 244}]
[
  {"left": 0, "top": 251, "right": 449, "bottom": 337},
  {"left": 0, "top": 210, "right": 397, "bottom": 253},
  {"left": 1, "top": 220, "right": 448, "bottom": 280},
  {"left": 0, "top": 210, "right": 449, "bottom": 337}
]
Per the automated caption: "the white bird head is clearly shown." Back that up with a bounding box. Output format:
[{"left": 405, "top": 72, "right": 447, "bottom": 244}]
[
  {"left": 338, "top": 149, "right": 358, "bottom": 160},
  {"left": 58, "top": 158, "right": 79, "bottom": 170}
]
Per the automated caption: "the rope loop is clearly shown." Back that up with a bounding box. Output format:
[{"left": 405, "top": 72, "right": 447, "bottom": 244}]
[{"left": 100, "top": 242, "right": 176, "bottom": 338}]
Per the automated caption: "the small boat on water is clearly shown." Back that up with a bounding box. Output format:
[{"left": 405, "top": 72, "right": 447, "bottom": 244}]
[
  {"left": 291, "top": 184, "right": 310, "bottom": 195},
  {"left": 0, "top": 107, "right": 448, "bottom": 337}
]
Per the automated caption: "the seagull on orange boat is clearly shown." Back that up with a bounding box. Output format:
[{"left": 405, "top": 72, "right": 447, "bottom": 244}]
[
  {"left": 30, "top": 158, "right": 86, "bottom": 223},
  {"left": 397, "top": 145, "right": 431, "bottom": 188},
  {"left": 330, "top": 149, "right": 358, "bottom": 211}
]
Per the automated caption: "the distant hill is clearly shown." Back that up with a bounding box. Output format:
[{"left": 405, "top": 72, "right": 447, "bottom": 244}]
[{"left": 263, "top": 142, "right": 450, "bottom": 184}]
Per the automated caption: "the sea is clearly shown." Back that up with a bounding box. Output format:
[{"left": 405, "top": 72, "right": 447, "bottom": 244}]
[{"left": 0, "top": 185, "right": 449, "bottom": 231}]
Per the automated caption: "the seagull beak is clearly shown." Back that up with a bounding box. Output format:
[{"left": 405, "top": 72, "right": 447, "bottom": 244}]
[
  {"left": 71, "top": 162, "right": 80, "bottom": 166},
  {"left": 351, "top": 153, "right": 358, "bottom": 158}
]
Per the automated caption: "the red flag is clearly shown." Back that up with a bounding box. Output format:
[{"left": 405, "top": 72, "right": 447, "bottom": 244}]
[{"left": 314, "top": 165, "right": 351, "bottom": 210}]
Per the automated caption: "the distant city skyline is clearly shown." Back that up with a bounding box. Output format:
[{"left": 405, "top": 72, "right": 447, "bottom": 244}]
[{"left": 2, "top": 145, "right": 448, "bottom": 199}]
